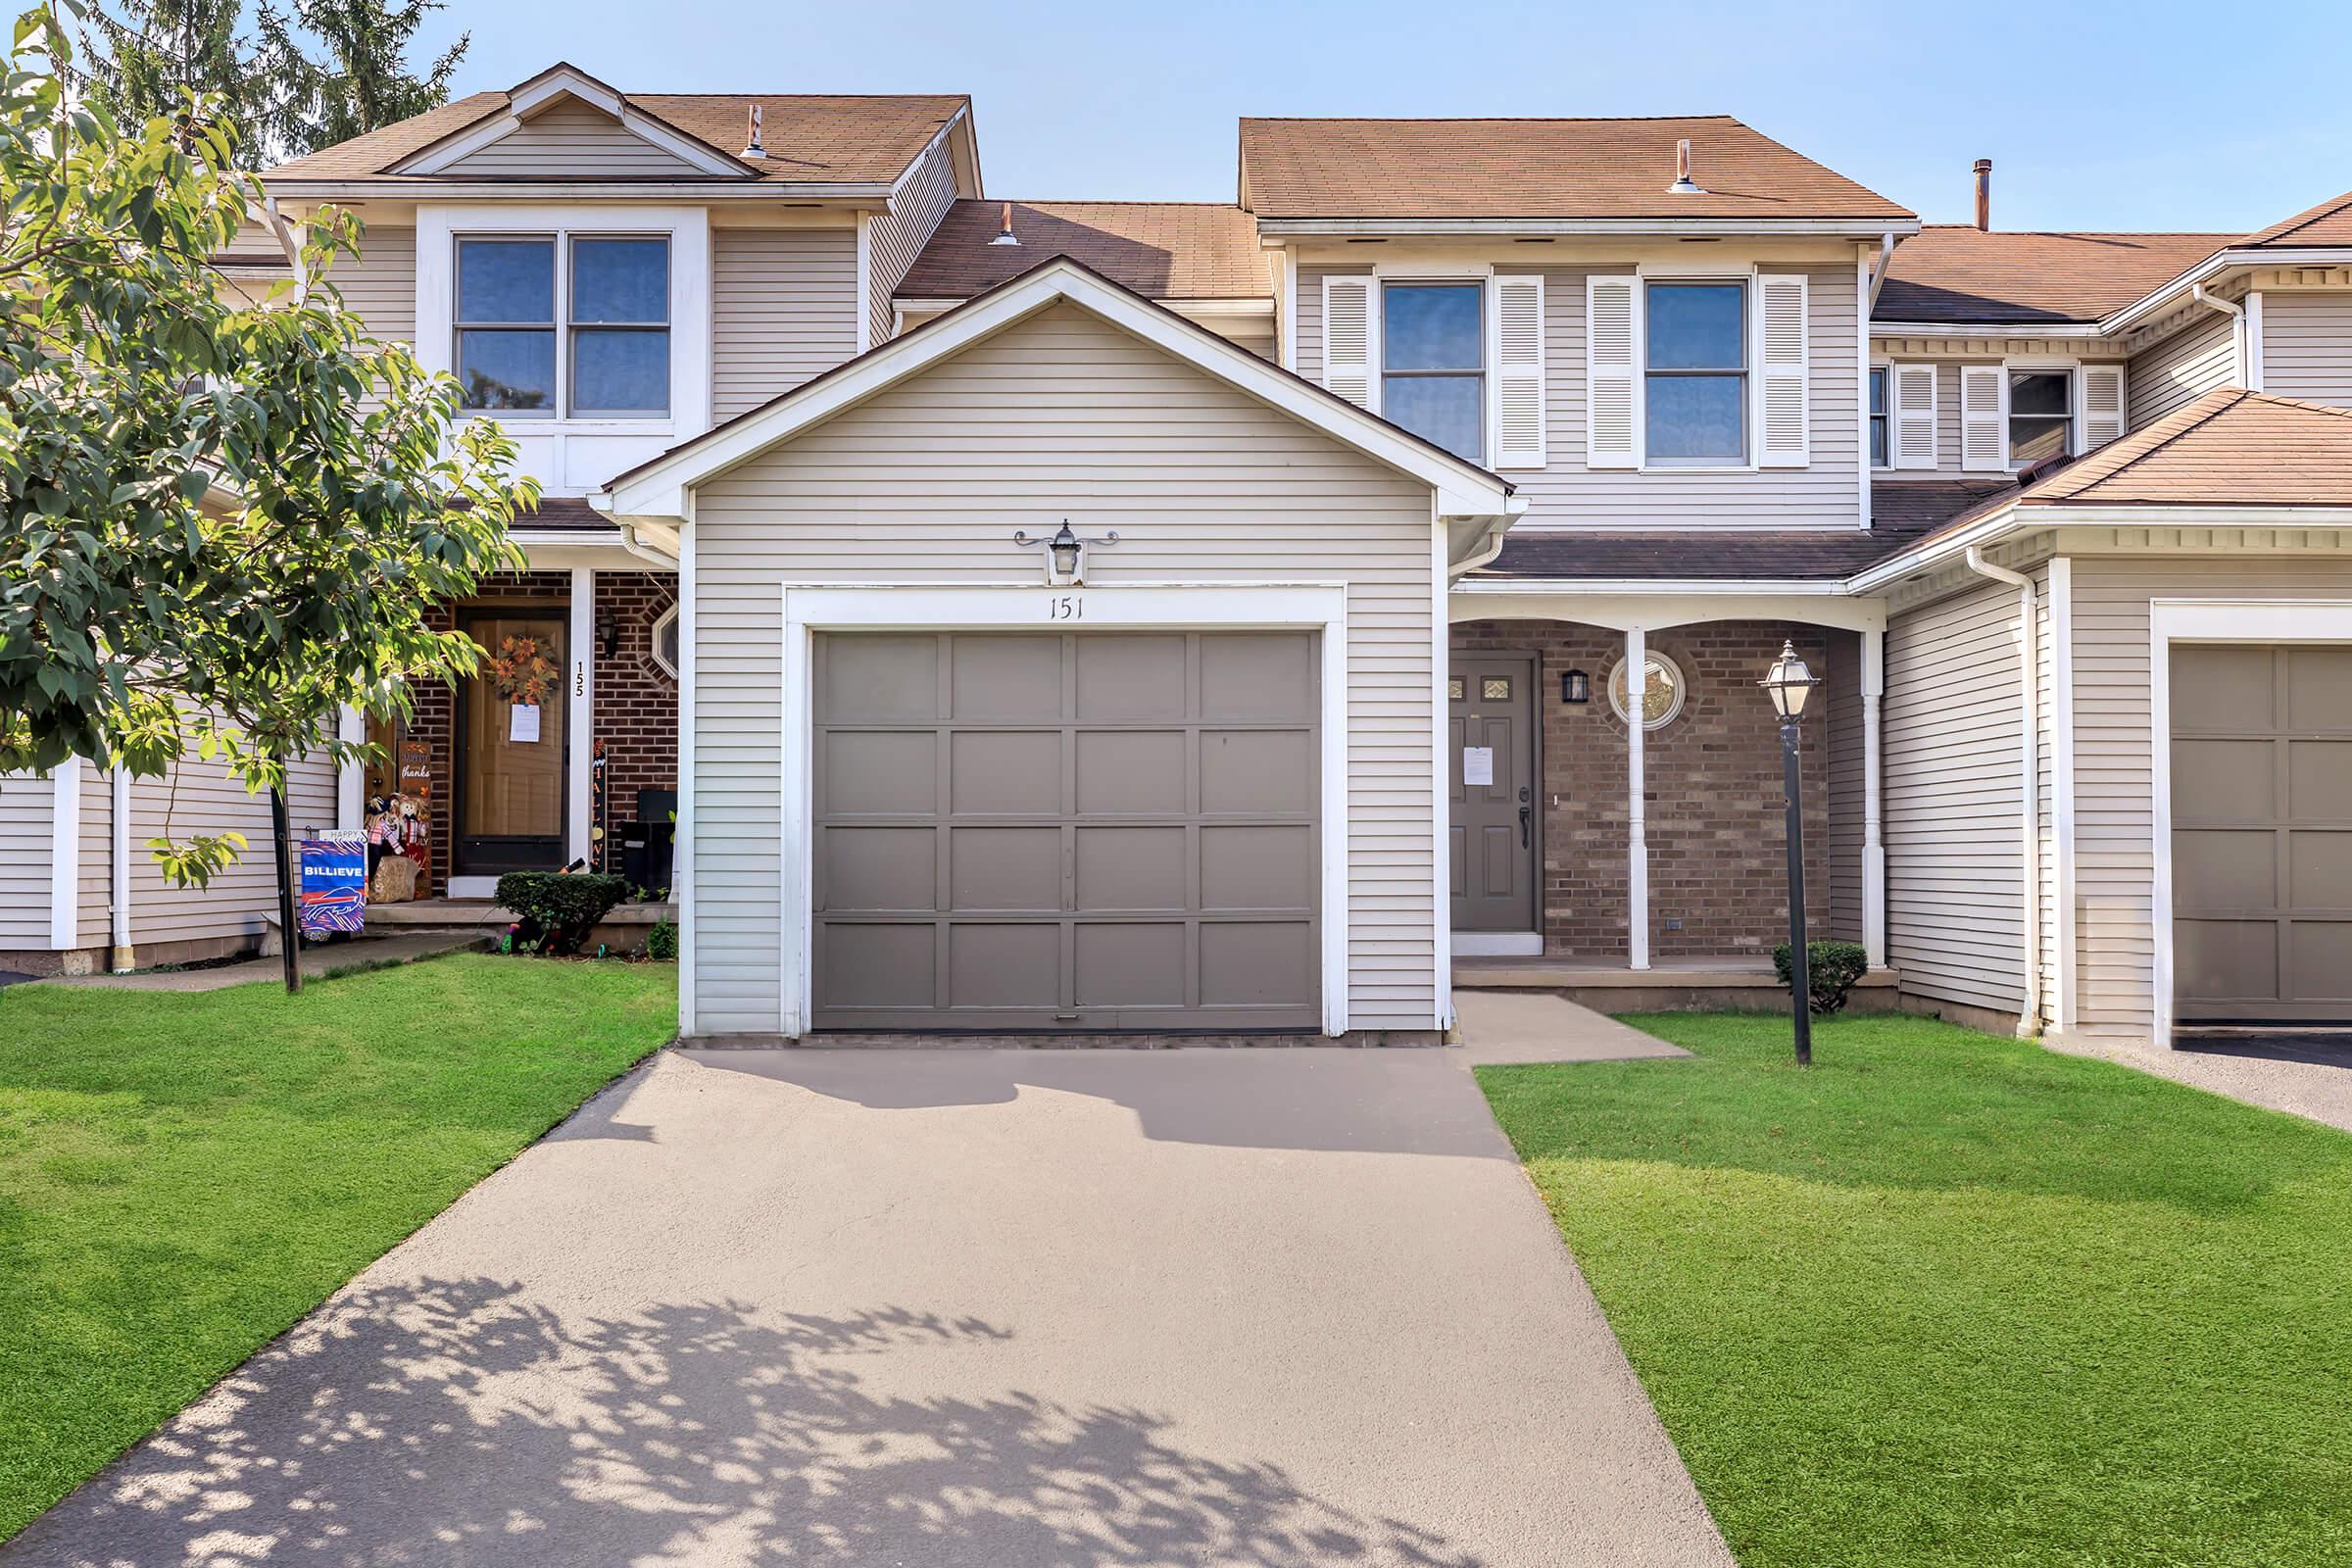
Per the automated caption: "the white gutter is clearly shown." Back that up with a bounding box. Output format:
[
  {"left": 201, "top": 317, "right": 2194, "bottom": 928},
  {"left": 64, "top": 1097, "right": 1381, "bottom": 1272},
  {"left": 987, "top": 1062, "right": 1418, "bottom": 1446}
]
[
  {"left": 1260, "top": 216, "right": 1923, "bottom": 240},
  {"left": 1963, "top": 546, "right": 2041, "bottom": 1039},
  {"left": 616, "top": 520, "right": 680, "bottom": 568}
]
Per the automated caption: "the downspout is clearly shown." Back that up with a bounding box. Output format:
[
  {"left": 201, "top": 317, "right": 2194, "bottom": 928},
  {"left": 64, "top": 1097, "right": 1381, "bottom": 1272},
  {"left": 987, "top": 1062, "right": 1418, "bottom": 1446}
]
[
  {"left": 1963, "top": 547, "right": 2040, "bottom": 1038},
  {"left": 1865, "top": 230, "right": 1897, "bottom": 312},
  {"left": 110, "top": 763, "right": 132, "bottom": 972},
  {"left": 2191, "top": 283, "right": 2246, "bottom": 385},
  {"left": 616, "top": 520, "right": 680, "bottom": 569}
]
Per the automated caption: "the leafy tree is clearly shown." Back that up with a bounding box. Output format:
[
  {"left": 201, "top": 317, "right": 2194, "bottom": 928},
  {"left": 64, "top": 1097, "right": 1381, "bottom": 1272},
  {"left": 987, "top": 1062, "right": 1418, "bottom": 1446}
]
[
  {"left": 258, "top": 0, "right": 466, "bottom": 157},
  {"left": 1, "top": 2, "right": 537, "bottom": 988},
  {"left": 72, "top": 0, "right": 270, "bottom": 156}
]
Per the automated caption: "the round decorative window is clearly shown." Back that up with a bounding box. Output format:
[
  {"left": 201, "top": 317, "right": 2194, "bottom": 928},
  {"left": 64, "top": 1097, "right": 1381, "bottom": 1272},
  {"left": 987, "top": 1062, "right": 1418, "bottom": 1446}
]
[
  {"left": 651, "top": 605, "right": 681, "bottom": 680},
  {"left": 1607, "top": 652, "right": 1686, "bottom": 730}
]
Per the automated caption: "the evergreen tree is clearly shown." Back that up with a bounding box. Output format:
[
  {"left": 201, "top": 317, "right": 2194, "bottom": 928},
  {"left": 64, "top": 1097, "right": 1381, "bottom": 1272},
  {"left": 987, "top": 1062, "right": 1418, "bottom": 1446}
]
[
  {"left": 258, "top": 0, "right": 466, "bottom": 156},
  {"left": 75, "top": 0, "right": 271, "bottom": 158}
]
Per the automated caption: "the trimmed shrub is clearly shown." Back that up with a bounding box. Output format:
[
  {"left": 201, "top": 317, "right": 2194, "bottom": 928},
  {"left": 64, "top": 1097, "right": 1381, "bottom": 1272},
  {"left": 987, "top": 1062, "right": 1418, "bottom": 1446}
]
[
  {"left": 496, "top": 872, "right": 630, "bottom": 956},
  {"left": 644, "top": 917, "right": 678, "bottom": 962},
  {"left": 1773, "top": 939, "right": 1871, "bottom": 1016}
]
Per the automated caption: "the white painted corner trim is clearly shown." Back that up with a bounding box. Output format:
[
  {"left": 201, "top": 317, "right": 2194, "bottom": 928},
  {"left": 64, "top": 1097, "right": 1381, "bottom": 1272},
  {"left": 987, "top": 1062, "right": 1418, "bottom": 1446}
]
[
  {"left": 774, "top": 582, "right": 1353, "bottom": 1040},
  {"left": 2146, "top": 597, "right": 2352, "bottom": 1046},
  {"left": 49, "top": 758, "right": 80, "bottom": 950}
]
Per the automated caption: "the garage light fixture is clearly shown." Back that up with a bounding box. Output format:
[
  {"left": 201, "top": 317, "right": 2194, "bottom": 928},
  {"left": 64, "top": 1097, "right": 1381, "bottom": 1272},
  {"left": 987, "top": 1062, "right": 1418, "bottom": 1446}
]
[{"left": 1014, "top": 520, "right": 1119, "bottom": 586}]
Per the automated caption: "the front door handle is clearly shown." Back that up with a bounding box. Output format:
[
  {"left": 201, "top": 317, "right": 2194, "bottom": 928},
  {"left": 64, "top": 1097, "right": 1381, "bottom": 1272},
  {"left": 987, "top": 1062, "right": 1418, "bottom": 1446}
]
[{"left": 1518, "top": 804, "right": 1531, "bottom": 850}]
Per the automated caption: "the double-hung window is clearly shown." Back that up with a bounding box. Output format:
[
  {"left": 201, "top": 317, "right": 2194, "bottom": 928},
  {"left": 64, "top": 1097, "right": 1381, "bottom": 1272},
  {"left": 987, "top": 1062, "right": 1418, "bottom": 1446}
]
[
  {"left": 1382, "top": 282, "right": 1485, "bottom": 463},
  {"left": 2007, "top": 368, "right": 2072, "bottom": 465},
  {"left": 456, "top": 234, "right": 670, "bottom": 418},
  {"left": 1868, "top": 367, "right": 1889, "bottom": 468},
  {"left": 1644, "top": 281, "right": 1746, "bottom": 466}
]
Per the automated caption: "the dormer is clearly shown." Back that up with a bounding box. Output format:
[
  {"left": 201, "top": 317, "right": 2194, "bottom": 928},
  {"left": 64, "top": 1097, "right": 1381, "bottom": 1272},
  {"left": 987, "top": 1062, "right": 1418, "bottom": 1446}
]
[{"left": 389, "top": 64, "right": 760, "bottom": 180}]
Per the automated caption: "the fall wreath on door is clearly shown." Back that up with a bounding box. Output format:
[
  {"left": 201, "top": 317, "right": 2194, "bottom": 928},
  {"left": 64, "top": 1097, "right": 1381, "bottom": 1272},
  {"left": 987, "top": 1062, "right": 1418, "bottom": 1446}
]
[{"left": 486, "top": 633, "right": 558, "bottom": 707}]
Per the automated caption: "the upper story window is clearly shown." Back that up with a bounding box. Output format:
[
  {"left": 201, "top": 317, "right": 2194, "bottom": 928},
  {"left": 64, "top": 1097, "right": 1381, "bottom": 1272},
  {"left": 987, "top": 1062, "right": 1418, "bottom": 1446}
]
[
  {"left": 2007, "top": 368, "right": 2072, "bottom": 465},
  {"left": 1644, "top": 281, "right": 1746, "bottom": 466},
  {"left": 1868, "top": 367, "right": 1889, "bottom": 467},
  {"left": 456, "top": 234, "right": 671, "bottom": 418},
  {"left": 1382, "top": 282, "right": 1485, "bottom": 463}
]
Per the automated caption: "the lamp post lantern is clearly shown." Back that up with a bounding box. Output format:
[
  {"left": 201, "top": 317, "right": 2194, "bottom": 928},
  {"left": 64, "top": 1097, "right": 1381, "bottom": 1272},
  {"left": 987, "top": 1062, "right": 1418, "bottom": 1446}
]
[{"left": 1760, "top": 640, "right": 1823, "bottom": 1066}]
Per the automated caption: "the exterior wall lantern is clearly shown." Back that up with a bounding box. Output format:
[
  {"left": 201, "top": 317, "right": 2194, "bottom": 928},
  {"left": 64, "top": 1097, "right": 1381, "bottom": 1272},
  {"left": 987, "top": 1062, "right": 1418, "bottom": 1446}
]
[
  {"left": 1015, "top": 520, "right": 1119, "bottom": 586},
  {"left": 1560, "top": 668, "right": 1591, "bottom": 705},
  {"left": 1758, "top": 639, "right": 1823, "bottom": 1065}
]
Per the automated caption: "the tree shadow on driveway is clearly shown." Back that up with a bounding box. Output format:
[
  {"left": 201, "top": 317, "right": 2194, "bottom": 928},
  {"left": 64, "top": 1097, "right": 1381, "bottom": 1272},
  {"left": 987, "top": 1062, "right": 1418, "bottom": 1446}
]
[{"left": 6, "top": 1277, "right": 1482, "bottom": 1568}]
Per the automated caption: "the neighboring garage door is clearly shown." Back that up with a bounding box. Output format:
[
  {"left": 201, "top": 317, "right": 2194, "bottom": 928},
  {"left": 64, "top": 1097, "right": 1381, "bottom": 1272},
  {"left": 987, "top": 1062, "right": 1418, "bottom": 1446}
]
[
  {"left": 811, "top": 630, "right": 1321, "bottom": 1031},
  {"left": 2172, "top": 644, "right": 2352, "bottom": 1022}
]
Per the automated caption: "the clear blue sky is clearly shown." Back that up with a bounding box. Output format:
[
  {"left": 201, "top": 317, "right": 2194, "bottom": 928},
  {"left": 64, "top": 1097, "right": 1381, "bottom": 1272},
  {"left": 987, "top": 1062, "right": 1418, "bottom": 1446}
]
[{"left": 407, "top": 0, "right": 2352, "bottom": 233}]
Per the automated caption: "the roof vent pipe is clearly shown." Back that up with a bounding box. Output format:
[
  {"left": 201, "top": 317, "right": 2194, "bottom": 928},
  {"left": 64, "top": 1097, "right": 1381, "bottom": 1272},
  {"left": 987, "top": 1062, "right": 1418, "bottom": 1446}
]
[
  {"left": 1973, "top": 158, "right": 1992, "bottom": 231},
  {"left": 1666, "top": 138, "right": 1705, "bottom": 195},
  {"left": 989, "top": 201, "right": 1021, "bottom": 245},
  {"left": 740, "top": 104, "right": 764, "bottom": 160}
]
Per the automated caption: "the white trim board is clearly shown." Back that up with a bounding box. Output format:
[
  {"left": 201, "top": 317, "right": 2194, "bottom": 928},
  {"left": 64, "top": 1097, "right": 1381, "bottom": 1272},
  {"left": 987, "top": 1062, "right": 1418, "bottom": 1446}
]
[
  {"left": 49, "top": 759, "right": 79, "bottom": 950},
  {"left": 2146, "top": 597, "right": 2352, "bottom": 1046},
  {"left": 775, "top": 582, "right": 1354, "bottom": 1040}
]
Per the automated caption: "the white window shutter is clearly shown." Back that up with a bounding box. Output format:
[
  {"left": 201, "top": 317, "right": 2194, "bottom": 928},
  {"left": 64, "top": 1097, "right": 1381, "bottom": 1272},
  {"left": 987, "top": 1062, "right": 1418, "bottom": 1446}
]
[
  {"left": 1756, "top": 273, "right": 1809, "bottom": 466},
  {"left": 1586, "top": 273, "right": 1640, "bottom": 468},
  {"left": 1892, "top": 363, "right": 1937, "bottom": 469},
  {"left": 1322, "top": 275, "right": 1374, "bottom": 411},
  {"left": 1961, "top": 364, "right": 2006, "bottom": 471},
  {"left": 2080, "top": 365, "right": 2126, "bottom": 450},
  {"left": 1493, "top": 274, "right": 1545, "bottom": 468}
]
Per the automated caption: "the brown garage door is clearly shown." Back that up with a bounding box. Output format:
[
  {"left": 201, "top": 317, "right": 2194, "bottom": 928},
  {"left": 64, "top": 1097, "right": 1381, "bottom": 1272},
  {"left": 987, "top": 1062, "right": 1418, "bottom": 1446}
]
[
  {"left": 2172, "top": 644, "right": 2352, "bottom": 1022},
  {"left": 811, "top": 631, "right": 1320, "bottom": 1032}
]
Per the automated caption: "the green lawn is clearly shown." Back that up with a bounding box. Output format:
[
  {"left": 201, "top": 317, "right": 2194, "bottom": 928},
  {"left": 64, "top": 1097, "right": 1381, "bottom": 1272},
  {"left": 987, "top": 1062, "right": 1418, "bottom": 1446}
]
[
  {"left": 1479, "top": 1011, "right": 2352, "bottom": 1568},
  {"left": 0, "top": 955, "right": 676, "bottom": 1541}
]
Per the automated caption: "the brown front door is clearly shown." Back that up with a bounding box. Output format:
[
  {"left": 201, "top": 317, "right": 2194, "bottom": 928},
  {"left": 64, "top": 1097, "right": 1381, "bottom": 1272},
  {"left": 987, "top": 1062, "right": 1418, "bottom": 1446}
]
[
  {"left": 2173, "top": 644, "right": 2352, "bottom": 1023},
  {"left": 455, "top": 612, "right": 567, "bottom": 877},
  {"left": 810, "top": 631, "right": 1321, "bottom": 1032},
  {"left": 1449, "top": 657, "right": 1537, "bottom": 934}
]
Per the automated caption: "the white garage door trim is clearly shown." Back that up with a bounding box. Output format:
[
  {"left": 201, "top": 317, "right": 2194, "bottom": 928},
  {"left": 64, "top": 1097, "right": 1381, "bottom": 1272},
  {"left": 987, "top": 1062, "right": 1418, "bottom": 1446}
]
[
  {"left": 782, "top": 582, "right": 1351, "bottom": 1038},
  {"left": 2150, "top": 597, "right": 2352, "bottom": 1044}
]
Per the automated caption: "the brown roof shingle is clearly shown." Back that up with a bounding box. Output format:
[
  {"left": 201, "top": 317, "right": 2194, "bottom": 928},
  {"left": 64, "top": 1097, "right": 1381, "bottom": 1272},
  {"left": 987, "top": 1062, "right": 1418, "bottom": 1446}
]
[
  {"left": 2243, "top": 187, "right": 2352, "bottom": 248},
  {"left": 268, "top": 88, "right": 967, "bottom": 186},
  {"left": 2017, "top": 389, "right": 2352, "bottom": 509},
  {"left": 1874, "top": 225, "right": 2232, "bottom": 325},
  {"left": 1239, "top": 116, "right": 1912, "bottom": 223},
  {"left": 897, "top": 201, "right": 1268, "bottom": 301}
]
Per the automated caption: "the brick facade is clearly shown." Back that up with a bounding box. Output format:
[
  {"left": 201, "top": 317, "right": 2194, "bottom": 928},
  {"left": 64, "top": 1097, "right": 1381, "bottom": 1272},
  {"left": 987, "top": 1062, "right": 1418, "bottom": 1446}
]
[
  {"left": 1450, "top": 618, "right": 1835, "bottom": 960},
  {"left": 378, "top": 568, "right": 678, "bottom": 897}
]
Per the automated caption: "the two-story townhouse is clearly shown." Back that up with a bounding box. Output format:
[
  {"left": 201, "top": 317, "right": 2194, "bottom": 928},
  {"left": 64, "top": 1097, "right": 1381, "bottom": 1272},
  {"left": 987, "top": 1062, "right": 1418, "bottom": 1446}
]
[{"left": 1, "top": 63, "right": 986, "bottom": 971}]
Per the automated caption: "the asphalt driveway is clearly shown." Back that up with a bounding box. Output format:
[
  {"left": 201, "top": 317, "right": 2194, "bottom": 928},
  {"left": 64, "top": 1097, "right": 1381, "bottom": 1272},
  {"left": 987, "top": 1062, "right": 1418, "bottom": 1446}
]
[{"left": 6, "top": 999, "right": 1730, "bottom": 1567}]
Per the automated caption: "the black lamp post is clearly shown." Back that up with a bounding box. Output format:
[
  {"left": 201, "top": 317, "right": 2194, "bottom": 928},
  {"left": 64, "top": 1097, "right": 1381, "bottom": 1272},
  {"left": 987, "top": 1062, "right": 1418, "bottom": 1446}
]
[{"left": 1760, "top": 640, "right": 1823, "bottom": 1066}]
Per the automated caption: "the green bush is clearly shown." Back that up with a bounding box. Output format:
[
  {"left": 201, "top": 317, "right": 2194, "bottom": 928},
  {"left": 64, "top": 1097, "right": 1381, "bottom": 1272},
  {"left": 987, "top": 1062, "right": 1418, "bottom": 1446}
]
[
  {"left": 496, "top": 872, "right": 630, "bottom": 956},
  {"left": 1773, "top": 939, "right": 1871, "bottom": 1015},
  {"left": 644, "top": 917, "right": 678, "bottom": 962}
]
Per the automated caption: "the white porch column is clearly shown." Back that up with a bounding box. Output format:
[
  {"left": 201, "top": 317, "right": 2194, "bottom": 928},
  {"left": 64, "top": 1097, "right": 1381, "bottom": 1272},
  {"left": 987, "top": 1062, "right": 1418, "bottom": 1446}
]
[
  {"left": 49, "top": 757, "right": 80, "bottom": 951},
  {"left": 567, "top": 566, "right": 596, "bottom": 869},
  {"left": 1861, "top": 626, "right": 1887, "bottom": 969},
  {"left": 335, "top": 704, "right": 366, "bottom": 831},
  {"left": 1626, "top": 625, "right": 1649, "bottom": 970}
]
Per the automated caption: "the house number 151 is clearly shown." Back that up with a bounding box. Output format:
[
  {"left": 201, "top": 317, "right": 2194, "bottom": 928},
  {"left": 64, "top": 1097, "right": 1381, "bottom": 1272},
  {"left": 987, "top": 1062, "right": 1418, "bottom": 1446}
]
[{"left": 1047, "top": 595, "right": 1085, "bottom": 620}]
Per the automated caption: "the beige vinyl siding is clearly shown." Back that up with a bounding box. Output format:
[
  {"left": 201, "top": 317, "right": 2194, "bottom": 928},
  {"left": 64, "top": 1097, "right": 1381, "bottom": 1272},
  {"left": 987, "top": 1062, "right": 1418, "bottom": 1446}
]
[
  {"left": 863, "top": 134, "right": 959, "bottom": 348},
  {"left": 2259, "top": 290, "right": 2352, "bottom": 407},
  {"left": 440, "top": 102, "right": 710, "bottom": 177},
  {"left": 126, "top": 755, "right": 335, "bottom": 948},
  {"left": 1823, "top": 627, "right": 1864, "bottom": 944},
  {"left": 690, "top": 301, "right": 1439, "bottom": 1036},
  {"left": 0, "top": 771, "right": 54, "bottom": 948},
  {"left": 77, "top": 765, "right": 112, "bottom": 946},
  {"left": 1301, "top": 264, "right": 1861, "bottom": 526},
  {"left": 711, "top": 227, "right": 859, "bottom": 419},
  {"left": 1884, "top": 578, "right": 2029, "bottom": 1013},
  {"left": 2128, "top": 312, "right": 2235, "bottom": 429},
  {"left": 2067, "top": 554, "right": 2352, "bottom": 1039},
  {"left": 329, "top": 224, "right": 416, "bottom": 411}
]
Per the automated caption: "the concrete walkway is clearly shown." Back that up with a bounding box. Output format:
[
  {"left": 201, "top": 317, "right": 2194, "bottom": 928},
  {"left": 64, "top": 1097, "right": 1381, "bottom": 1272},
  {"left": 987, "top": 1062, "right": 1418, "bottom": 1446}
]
[
  {"left": 30, "top": 931, "right": 485, "bottom": 993},
  {"left": 5, "top": 996, "right": 1729, "bottom": 1568},
  {"left": 2052, "top": 1032, "right": 2352, "bottom": 1136}
]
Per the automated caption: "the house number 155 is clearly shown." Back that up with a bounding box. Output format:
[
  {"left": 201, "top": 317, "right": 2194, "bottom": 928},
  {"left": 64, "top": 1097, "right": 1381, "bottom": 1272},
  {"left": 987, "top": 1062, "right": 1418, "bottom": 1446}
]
[{"left": 1047, "top": 595, "right": 1085, "bottom": 620}]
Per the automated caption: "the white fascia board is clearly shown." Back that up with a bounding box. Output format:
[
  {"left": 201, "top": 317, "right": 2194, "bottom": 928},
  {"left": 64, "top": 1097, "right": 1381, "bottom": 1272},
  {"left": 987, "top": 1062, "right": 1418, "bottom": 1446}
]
[
  {"left": 1842, "top": 504, "right": 2024, "bottom": 593},
  {"left": 395, "top": 70, "right": 751, "bottom": 179},
  {"left": 1450, "top": 586, "right": 1886, "bottom": 634},
  {"left": 267, "top": 179, "right": 892, "bottom": 204},
  {"left": 2018, "top": 504, "right": 2352, "bottom": 529},
  {"left": 1869, "top": 320, "right": 2110, "bottom": 339},
  {"left": 887, "top": 105, "right": 970, "bottom": 207},
  {"left": 602, "top": 260, "right": 1514, "bottom": 523},
  {"left": 1256, "top": 217, "right": 1923, "bottom": 240},
  {"left": 894, "top": 296, "right": 1275, "bottom": 322},
  {"left": 2097, "top": 248, "right": 2352, "bottom": 335},
  {"left": 1454, "top": 575, "right": 1855, "bottom": 596}
]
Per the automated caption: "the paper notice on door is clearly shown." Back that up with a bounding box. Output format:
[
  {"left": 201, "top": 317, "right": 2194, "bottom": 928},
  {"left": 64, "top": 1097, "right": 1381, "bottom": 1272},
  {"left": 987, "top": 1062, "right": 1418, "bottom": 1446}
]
[
  {"left": 1461, "top": 746, "right": 1494, "bottom": 787},
  {"left": 509, "top": 703, "right": 541, "bottom": 744}
]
